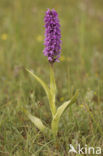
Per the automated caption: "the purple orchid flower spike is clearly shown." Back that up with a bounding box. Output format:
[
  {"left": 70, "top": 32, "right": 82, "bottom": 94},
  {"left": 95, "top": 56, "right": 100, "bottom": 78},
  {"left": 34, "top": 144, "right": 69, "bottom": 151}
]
[{"left": 43, "top": 9, "right": 61, "bottom": 63}]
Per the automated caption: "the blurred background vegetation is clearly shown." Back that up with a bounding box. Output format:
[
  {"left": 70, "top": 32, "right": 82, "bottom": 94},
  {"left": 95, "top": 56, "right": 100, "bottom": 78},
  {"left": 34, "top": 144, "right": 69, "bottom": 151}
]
[{"left": 0, "top": 0, "right": 103, "bottom": 155}]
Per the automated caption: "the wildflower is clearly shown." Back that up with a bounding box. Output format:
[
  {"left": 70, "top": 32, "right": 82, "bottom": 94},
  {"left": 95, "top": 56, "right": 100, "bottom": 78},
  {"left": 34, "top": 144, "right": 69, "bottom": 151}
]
[
  {"left": 60, "top": 97, "right": 64, "bottom": 102},
  {"left": 94, "top": 91, "right": 96, "bottom": 95},
  {"left": 25, "top": 9, "right": 79, "bottom": 137},
  {"left": 43, "top": 9, "right": 61, "bottom": 63},
  {"left": 60, "top": 55, "right": 65, "bottom": 62},
  {"left": 80, "top": 104, "right": 84, "bottom": 108},
  {"left": 37, "top": 35, "right": 43, "bottom": 42},
  {"left": 86, "top": 73, "right": 89, "bottom": 77},
  {"left": 1, "top": 34, "right": 8, "bottom": 40},
  {"left": 95, "top": 72, "right": 98, "bottom": 77},
  {"left": 66, "top": 57, "right": 72, "bottom": 62}
]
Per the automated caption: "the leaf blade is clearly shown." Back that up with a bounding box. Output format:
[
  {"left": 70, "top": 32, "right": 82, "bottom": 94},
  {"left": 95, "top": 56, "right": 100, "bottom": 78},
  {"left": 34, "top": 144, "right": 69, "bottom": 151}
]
[
  {"left": 27, "top": 113, "right": 46, "bottom": 132},
  {"left": 51, "top": 90, "right": 79, "bottom": 136},
  {"left": 23, "top": 109, "right": 46, "bottom": 132},
  {"left": 26, "top": 69, "right": 50, "bottom": 100},
  {"left": 26, "top": 69, "right": 55, "bottom": 116}
]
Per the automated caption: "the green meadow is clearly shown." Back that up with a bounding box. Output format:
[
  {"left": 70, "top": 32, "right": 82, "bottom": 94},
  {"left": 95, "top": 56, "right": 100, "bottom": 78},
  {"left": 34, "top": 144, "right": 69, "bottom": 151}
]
[{"left": 0, "top": 0, "right": 103, "bottom": 155}]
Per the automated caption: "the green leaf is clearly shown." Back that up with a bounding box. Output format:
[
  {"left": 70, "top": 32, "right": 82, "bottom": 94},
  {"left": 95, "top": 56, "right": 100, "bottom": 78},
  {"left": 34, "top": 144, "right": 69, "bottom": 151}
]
[
  {"left": 26, "top": 69, "right": 55, "bottom": 116},
  {"left": 51, "top": 90, "right": 79, "bottom": 137},
  {"left": 26, "top": 69, "right": 50, "bottom": 101},
  {"left": 24, "top": 109, "right": 46, "bottom": 132},
  {"left": 28, "top": 113, "right": 46, "bottom": 132}
]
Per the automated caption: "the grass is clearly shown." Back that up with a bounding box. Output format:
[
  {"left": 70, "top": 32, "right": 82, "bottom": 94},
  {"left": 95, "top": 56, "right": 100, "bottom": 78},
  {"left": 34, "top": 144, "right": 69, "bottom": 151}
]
[{"left": 0, "top": 0, "right": 103, "bottom": 155}]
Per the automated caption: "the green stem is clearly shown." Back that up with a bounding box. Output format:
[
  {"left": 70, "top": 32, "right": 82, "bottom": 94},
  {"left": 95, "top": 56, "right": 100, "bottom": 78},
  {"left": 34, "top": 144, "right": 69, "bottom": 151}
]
[{"left": 49, "top": 63, "right": 56, "bottom": 116}]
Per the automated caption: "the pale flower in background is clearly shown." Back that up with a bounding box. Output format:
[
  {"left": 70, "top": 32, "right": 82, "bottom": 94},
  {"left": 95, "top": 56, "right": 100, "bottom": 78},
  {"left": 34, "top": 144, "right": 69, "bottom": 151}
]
[
  {"left": 60, "top": 55, "right": 65, "bottom": 61},
  {"left": 66, "top": 57, "right": 72, "bottom": 62},
  {"left": 37, "top": 35, "right": 43, "bottom": 42},
  {"left": 80, "top": 104, "right": 85, "bottom": 108},
  {"left": 1, "top": 34, "right": 8, "bottom": 40},
  {"left": 60, "top": 56, "right": 72, "bottom": 62},
  {"left": 60, "top": 97, "right": 64, "bottom": 102}
]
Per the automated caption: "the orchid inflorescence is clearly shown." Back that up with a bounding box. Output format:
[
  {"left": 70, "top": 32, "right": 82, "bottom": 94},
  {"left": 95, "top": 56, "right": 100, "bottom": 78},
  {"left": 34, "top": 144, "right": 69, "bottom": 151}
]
[
  {"left": 25, "top": 9, "right": 79, "bottom": 137},
  {"left": 43, "top": 9, "right": 61, "bottom": 63}
]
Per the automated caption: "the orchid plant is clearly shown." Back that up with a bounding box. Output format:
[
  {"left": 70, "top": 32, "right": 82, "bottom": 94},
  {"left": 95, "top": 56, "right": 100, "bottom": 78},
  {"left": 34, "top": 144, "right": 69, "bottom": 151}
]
[{"left": 25, "top": 9, "right": 79, "bottom": 137}]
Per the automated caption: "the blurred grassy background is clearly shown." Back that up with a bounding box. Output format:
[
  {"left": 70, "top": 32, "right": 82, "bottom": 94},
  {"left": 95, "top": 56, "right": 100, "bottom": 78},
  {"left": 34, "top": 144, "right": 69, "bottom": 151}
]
[{"left": 0, "top": 0, "right": 103, "bottom": 155}]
